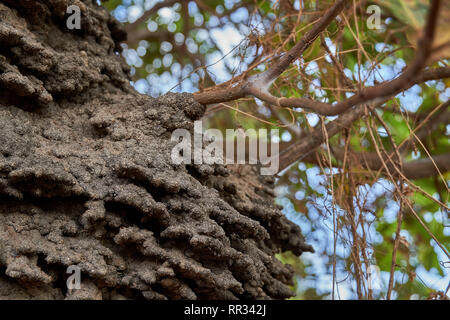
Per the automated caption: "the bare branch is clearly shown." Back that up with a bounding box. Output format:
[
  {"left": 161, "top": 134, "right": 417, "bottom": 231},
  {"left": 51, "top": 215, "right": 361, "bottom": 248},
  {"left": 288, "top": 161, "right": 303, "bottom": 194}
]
[
  {"left": 276, "top": 102, "right": 368, "bottom": 173},
  {"left": 332, "top": 149, "right": 450, "bottom": 180},
  {"left": 256, "top": 0, "right": 348, "bottom": 86},
  {"left": 248, "top": 0, "right": 442, "bottom": 115},
  {"left": 193, "top": 0, "right": 349, "bottom": 105},
  {"left": 194, "top": 0, "right": 444, "bottom": 119},
  {"left": 276, "top": 65, "right": 450, "bottom": 172}
]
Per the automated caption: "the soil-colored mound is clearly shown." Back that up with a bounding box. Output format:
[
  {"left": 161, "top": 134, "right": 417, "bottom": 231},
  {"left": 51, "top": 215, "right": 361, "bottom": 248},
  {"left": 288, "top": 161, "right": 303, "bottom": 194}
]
[{"left": 0, "top": 0, "right": 312, "bottom": 299}]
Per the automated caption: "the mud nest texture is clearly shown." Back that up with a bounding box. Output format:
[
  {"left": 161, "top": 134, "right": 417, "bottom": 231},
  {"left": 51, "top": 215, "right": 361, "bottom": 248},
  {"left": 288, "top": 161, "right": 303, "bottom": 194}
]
[{"left": 0, "top": 0, "right": 313, "bottom": 300}]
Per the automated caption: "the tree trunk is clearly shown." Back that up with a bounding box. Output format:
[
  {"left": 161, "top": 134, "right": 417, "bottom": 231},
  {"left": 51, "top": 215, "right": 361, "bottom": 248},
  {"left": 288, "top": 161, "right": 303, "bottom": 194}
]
[{"left": 0, "top": 0, "right": 312, "bottom": 300}]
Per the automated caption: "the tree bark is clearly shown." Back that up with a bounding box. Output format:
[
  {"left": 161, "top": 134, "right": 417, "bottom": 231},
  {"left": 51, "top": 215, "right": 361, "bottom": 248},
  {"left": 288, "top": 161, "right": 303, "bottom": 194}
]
[{"left": 0, "top": 0, "right": 312, "bottom": 300}]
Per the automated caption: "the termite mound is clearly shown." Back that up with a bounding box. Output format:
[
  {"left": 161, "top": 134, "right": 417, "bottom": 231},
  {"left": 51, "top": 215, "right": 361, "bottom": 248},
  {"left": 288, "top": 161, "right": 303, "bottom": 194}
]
[{"left": 0, "top": 0, "right": 312, "bottom": 299}]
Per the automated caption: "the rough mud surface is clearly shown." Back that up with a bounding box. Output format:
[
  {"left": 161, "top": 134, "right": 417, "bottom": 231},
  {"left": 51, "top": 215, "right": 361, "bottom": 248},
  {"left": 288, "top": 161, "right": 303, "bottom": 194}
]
[{"left": 0, "top": 0, "right": 312, "bottom": 299}]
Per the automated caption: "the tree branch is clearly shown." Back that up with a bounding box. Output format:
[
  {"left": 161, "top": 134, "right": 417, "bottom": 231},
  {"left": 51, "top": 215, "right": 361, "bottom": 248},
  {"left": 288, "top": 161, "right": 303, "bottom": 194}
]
[
  {"left": 194, "top": 0, "right": 444, "bottom": 118},
  {"left": 276, "top": 68, "right": 449, "bottom": 173},
  {"left": 193, "top": 0, "right": 348, "bottom": 105},
  {"left": 277, "top": 102, "right": 369, "bottom": 173},
  {"left": 248, "top": 0, "right": 442, "bottom": 115},
  {"left": 331, "top": 149, "right": 450, "bottom": 180},
  {"left": 255, "top": 0, "right": 349, "bottom": 86}
]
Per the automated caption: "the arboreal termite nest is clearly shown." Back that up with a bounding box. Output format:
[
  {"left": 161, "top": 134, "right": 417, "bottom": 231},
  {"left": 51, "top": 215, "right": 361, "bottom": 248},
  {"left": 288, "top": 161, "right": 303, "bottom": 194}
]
[{"left": 0, "top": 0, "right": 312, "bottom": 299}]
